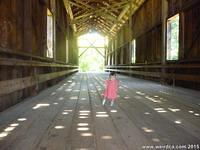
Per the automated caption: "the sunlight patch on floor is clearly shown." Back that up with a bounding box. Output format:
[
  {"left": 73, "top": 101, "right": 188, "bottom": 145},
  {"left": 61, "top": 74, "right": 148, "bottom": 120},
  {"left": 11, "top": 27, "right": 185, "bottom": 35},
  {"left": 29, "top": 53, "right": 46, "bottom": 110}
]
[
  {"left": 81, "top": 133, "right": 93, "bottom": 137},
  {"left": 17, "top": 118, "right": 27, "bottom": 121},
  {"left": 77, "top": 127, "right": 90, "bottom": 131},
  {"left": 55, "top": 126, "right": 65, "bottom": 129},
  {"left": 142, "top": 127, "right": 154, "bottom": 133},
  {"left": 101, "top": 135, "right": 112, "bottom": 140},
  {"left": 168, "top": 108, "right": 180, "bottom": 112},
  {"left": 33, "top": 103, "right": 50, "bottom": 110}
]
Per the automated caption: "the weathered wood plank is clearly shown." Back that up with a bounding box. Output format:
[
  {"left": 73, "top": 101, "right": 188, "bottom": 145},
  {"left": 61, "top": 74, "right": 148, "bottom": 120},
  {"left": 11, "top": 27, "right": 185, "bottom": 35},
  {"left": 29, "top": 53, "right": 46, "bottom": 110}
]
[
  {"left": 106, "top": 68, "right": 200, "bottom": 82},
  {"left": 88, "top": 96, "right": 128, "bottom": 149},
  {"left": 0, "top": 73, "right": 199, "bottom": 150},
  {"left": 0, "top": 58, "right": 78, "bottom": 68},
  {"left": 92, "top": 73, "right": 200, "bottom": 144},
  {"left": 0, "top": 74, "right": 81, "bottom": 150},
  {"left": 106, "top": 64, "right": 200, "bottom": 69},
  {"left": 35, "top": 75, "right": 82, "bottom": 150},
  {"left": 88, "top": 74, "right": 151, "bottom": 150},
  {"left": 69, "top": 74, "right": 96, "bottom": 149},
  {"left": 0, "top": 69, "right": 78, "bottom": 96}
]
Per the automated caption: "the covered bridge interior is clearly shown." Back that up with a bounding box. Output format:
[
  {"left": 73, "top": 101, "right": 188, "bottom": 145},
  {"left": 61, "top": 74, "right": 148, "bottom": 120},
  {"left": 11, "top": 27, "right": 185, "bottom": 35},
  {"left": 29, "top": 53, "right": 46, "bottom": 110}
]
[{"left": 0, "top": 0, "right": 200, "bottom": 149}]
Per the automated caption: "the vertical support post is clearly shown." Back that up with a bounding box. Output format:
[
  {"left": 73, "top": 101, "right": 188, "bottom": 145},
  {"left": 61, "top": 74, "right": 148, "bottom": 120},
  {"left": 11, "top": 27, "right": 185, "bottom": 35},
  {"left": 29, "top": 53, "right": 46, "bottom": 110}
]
[
  {"left": 23, "top": 0, "right": 32, "bottom": 54},
  {"left": 114, "top": 38, "right": 118, "bottom": 65},
  {"left": 120, "top": 30, "right": 124, "bottom": 65},
  {"left": 180, "top": 11, "right": 185, "bottom": 60},
  {"left": 66, "top": 14, "right": 70, "bottom": 64},
  {"left": 23, "top": 0, "right": 38, "bottom": 96},
  {"left": 111, "top": 40, "right": 114, "bottom": 65},
  {"left": 128, "top": 18, "right": 132, "bottom": 64},
  {"left": 104, "top": 37, "right": 107, "bottom": 66},
  {"left": 52, "top": 0, "right": 57, "bottom": 62},
  {"left": 161, "top": 0, "right": 168, "bottom": 85}
]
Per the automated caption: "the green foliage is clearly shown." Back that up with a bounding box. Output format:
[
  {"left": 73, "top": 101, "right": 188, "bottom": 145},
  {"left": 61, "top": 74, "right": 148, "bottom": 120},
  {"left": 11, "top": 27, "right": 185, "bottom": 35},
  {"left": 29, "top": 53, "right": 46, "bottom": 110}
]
[
  {"left": 167, "top": 15, "right": 179, "bottom": 60},
  {"left": 80, "top": 61, "right": 90, "bottom": 72},
  {"left": 79, "top": 48, "right": 104, "bottom": 72},
  {"left": 78, "top": 32, "right": 107, "bottom": 72}
]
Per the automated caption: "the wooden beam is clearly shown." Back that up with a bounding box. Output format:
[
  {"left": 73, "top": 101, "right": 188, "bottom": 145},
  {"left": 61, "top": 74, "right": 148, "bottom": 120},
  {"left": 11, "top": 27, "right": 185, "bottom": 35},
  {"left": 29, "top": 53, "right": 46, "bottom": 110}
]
[
  {"left": 93, "top": 47, "right": 105, "bottom": 58},
  {"left": 23, "top": 0, "right": 32, "bottom": 53},
  {"left": 102, "top": 1, "right": 119, "bottom": 14},
  {"left": 78, "top": 38, "right": 99, "bottom": 57},
  {"left": 78, "top": 47, "right": 90, "bottom": 57},
  {"left": 96, "top": 18, "right": 111, "bottom": 29},
  {"left": 0, "top": 69, "right": 78, "bottom": 96},
  {"left": 71, "top": 1, "right": 130, "bottom": 35},
  {"left": 106, "top": 64, "right": 200, "bottom": 69},
  {"left": 97, "top": 16, "right": 114, "bottom": 25},
  {"left": 69, "top": 1, "right": 87, "bottom": 9},
  {"left": 97, "top": 25, "right": 108, "bottom": 33},
  {"left": 105, "top": 68, "right": 200, "bottom": 82},
  {"left": 96, "top": 26, "right": 115, "bottom": 37},
  {"left": 63, "top": 0, "right": 77, "bottom": 32},
  {"left": 73, "top": 14, "right": 116, "bottom": 33},
  {"left": 77, "top": 25, "right": 90, "bottom": 32},
  {"left": 98, "top": 13, "right": 117, "bottom": 22},
  {"left": 97, "top": 23, "right": 111, "bottom": 33},
  {"left": 110, "top": 0, "right": 145, "bottom": 32},
  {"left": 71, "top": 16, "right": 91, "bottom": 24},
  {"left": 0, "top": 47, "right": 54, "bottom": 63},
  {"left": 98, "top": 17, "right": 113, "bottom": 26},
  {"left": 0, "top": 58, "right": 78, "bottom": 68},
  {"left": 74, "top": 1, "right": 129, "bottom": 21},
  {"left": 73, "top": 0, "right": 94, "bottom": 9},
  {"left": 74, "top": 9, "right": 88, "bottom": 17},
  {"left": 86, "top": 39, "right": 105, "bottom": 58},
  {"left": 78, "top": 0, "right": 101, "bottom": 1},
  {"left": 110, "top": 3, "right": 130, "bottom": 31},
  {"left": 75, "top": 30, "right": 89, "bottom": 37},
  {"left": 78, "top": 46, "right": 105, "bottom": 48},
  {"left": 75, "top": 27, "right": 90, "bottom": 37}
]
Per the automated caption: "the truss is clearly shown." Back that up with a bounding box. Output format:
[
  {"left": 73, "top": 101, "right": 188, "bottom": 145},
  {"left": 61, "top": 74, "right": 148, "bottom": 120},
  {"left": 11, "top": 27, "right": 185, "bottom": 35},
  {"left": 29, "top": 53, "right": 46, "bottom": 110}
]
[{"left": 63, "top": 0, "right": 146, "bottom": 37}]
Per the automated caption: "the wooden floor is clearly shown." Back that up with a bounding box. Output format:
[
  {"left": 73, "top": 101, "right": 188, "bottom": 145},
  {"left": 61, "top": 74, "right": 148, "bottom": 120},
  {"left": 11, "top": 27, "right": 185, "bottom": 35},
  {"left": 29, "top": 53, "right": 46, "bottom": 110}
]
[{"left": 0, "top": 73, "right": 200, "bottom": 150}]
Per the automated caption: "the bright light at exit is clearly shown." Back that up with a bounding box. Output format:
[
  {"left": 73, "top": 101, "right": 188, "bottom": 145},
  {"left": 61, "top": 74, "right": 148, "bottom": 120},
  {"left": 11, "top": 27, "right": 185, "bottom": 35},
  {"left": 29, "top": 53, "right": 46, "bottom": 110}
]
[{"left": 78, "top": 32, "right": 108, "bottom": 72}]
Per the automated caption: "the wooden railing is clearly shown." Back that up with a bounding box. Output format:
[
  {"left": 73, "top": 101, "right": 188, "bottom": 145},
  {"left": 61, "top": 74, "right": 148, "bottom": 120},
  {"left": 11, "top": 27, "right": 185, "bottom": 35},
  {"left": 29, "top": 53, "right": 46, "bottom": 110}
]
[
  {"left": 0, "top": 57, "right": 78, "bottom": 68},
  {"left": 0, "top": 48, "right": 79, "bottom": 96},
  {"left": 0, "top": 61, "right": 78, "bottom": 96},
  {"left": 105, "top": 64, "right": 200, "bottom": 84},
  {"left": 0, "top": 47, "right": 79, "bottom": 111},
  {"left": 0, "top": 69, "right": 78, "bottom": 96}
]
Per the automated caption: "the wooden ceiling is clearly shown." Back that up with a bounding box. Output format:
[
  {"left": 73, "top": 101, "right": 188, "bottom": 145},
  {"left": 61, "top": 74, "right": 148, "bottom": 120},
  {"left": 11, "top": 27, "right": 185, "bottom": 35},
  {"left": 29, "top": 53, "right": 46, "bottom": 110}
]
[{"left": 63, "top": 0, "right": 146, "bottom": 37}]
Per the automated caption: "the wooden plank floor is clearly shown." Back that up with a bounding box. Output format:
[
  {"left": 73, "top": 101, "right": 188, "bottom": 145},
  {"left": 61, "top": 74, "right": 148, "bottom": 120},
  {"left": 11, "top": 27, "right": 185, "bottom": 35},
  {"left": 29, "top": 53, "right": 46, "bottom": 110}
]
[{"left": 0, "top": 73, "right": 200, "bottom": 150}]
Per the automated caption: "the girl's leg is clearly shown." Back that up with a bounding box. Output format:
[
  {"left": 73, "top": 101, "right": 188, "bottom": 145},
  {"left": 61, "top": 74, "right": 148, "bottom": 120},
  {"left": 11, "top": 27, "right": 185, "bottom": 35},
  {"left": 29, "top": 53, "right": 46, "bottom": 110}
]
[
  {"left": 102, "top": 98, "right": 106, "bottom": 105},
  {"left": 110, "top": 100, "right": 114, "bottom": 106}
]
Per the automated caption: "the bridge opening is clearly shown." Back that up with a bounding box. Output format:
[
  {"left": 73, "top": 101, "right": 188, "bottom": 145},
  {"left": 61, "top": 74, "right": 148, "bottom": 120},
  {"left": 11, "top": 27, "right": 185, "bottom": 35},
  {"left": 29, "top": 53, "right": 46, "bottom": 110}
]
[{"left": 78, "top": 32, "right": 108, "bottom": 72}]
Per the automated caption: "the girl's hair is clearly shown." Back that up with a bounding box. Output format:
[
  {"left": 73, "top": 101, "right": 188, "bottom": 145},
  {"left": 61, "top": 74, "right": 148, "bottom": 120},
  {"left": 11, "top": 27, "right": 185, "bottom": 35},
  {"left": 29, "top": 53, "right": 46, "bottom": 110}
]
[{"left": 109, "top": 72, "right": 116, "bottom": 77}]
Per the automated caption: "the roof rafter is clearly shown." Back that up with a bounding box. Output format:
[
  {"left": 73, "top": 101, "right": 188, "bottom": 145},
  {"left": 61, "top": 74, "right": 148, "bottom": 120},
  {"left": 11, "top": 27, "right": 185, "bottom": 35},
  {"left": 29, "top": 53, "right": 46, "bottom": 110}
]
[
  {"left": 63, "top": 0, "right": 77, "bottom": 32},
  {"left": 64, "top": 0, "right": 146, "bottom": 37},
  {"left": 74, "top": 1, "right": 128, "bottom": 21},
  {"left": 110, "top": 0, "right": 146, "bottom": 33},
  {"left": 73, "top": 0, "right": 94, "bottom": 9}
]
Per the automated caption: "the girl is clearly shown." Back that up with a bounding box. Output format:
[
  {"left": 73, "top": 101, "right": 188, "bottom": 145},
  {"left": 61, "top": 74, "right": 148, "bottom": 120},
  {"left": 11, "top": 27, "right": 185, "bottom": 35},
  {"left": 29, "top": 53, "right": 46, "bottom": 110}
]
[{"left": 102, "top": 72, "right": 119, "bottom": 106}]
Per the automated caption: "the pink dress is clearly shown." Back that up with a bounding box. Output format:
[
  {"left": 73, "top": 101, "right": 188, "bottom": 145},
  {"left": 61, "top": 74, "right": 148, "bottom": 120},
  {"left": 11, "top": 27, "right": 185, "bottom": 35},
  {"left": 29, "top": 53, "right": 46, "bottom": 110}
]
[{"left": 103, "top": 79, "right": 118, "bottom": 101}]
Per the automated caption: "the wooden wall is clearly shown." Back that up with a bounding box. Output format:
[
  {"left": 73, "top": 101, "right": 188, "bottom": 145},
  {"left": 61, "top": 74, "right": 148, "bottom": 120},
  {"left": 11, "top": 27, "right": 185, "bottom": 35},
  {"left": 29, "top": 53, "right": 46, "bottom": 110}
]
[
  {"left": 0, "top": 0, "right": 24, "bottom": 52},
  {"left": 106, "top": 0, "right": 200, "bottom": 90},
  {"left": 184, "top": 4, "right": 200, "bottom": 60},
  {"left": 0, "top": 0, "right": 78, "bottom": 111},
  {"left": 109, "top": 0, "right": 162, "bottom": 65},
  {"left": 132, "top": 0, "right": 162, "bottom": 64},
  {"left": 56, "top": 0, "right": 68, "bottom": 62}
]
